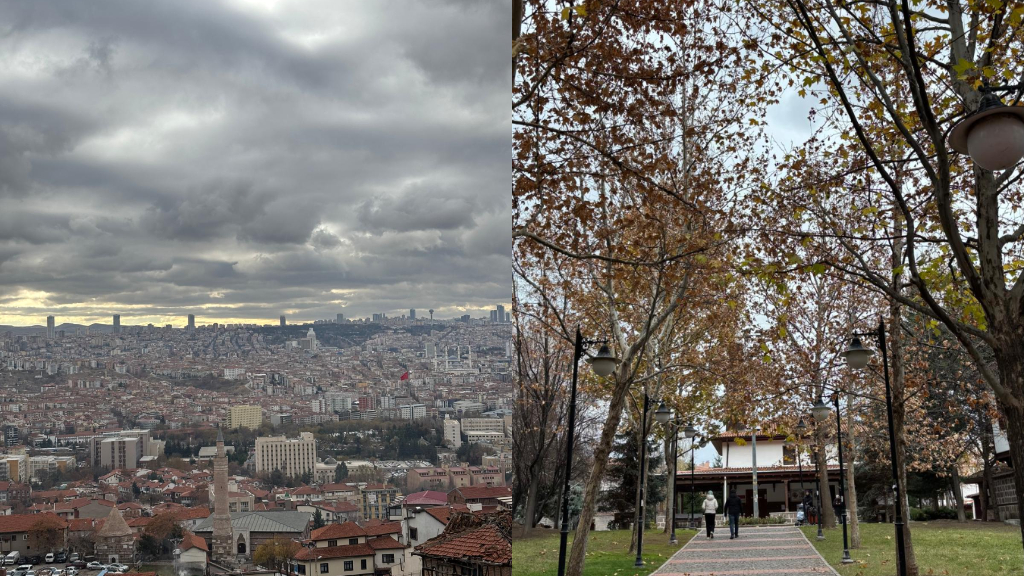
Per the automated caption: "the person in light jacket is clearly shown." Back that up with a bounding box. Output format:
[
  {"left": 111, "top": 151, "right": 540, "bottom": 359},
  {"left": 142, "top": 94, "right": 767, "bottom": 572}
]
[{"left": 702, "top": 490, "right": 719, "bottom": 538}]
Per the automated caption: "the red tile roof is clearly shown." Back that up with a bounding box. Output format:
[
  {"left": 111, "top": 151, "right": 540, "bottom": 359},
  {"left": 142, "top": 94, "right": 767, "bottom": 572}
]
[
  {"left": 310, "top": 522, "right": 365, "bottom": 541},
  {"left": 363, "top": 522, "right": 401, "bottom": 536},
  {"left": 404, "top": 491, "right": 449, "bottom": 506},
  {"left": 415, "top": 523, "right": 510, "bottom": 565},
  {"left": 293, "top": 544, "right": 374, "bottom": 560},
  {"left": 179, "top": 531, "right": 209, "bottom": 552},
  {"left": 366, "top": 535, "right": 404, "bottom": 550},
  {"left": 0, "top": 513, "right": 68, "bottom": 534},
  {"left": 451, "top": 486, "right": 511, "bottom": 500}
]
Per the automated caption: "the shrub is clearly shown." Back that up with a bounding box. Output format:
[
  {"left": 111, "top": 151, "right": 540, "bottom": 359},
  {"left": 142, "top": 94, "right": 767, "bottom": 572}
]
[
  {"left": 739, "top": 516, "right": 788, "bottom": 525},
  {"left": 909, "top": 507, "right": 928, "bottom": 521}
]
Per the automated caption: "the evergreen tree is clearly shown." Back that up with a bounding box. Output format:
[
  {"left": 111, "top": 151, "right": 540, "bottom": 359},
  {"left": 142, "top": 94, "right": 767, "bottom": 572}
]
[
  {"left": 312, "top": 508, "right": 325, "bottom": 529},
  {"left": 334, "top": 463, "right": 348, "bottom": 482},
  {"left": 598, "top": 429, "right": 666, "bottom": 527}
]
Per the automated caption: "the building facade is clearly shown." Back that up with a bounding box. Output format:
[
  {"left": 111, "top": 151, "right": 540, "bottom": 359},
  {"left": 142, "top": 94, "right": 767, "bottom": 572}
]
[
  {"left": 227, "top": 405, "right": 262, "bottom": 430},
  {"left": 255, "top": 433, "right": 317, "bottom": 477}
]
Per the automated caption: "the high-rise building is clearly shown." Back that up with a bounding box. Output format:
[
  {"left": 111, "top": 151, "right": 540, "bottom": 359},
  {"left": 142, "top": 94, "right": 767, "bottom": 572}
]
[
  {"left": 187, "top": 314, "right": 196, "bottom": 331},
  {"left": 429, "top": 309, "right": 434, "bottom": 321},
  {"left": 336, "top": 313, "right": 344, "bottom": 323},
  {"left": 113, "top": 314, "right": 120, "bottom": 334},
  {"left": 490, "top": 310, "right": 498, "bottom": 322},
  {"left": 280, "top": 315, "right": 286, "bottom": 327},
  {"left": 496, "top": 304, "right": 505, "bottom": 322},
  {"left": 409, "top": 308, "right": 416, "bottom": 320},
  {"left": 254, "top": 432, "right": 316, "bottom": 476},
  {"left": 46, "top": 315, "right": 55, "bottom": 339},
  {"left": 443, "top": 415, "right": 462, "bottom": 448},
  {"left": 226, "top": 405, "right": 263, "bottom": 430}
]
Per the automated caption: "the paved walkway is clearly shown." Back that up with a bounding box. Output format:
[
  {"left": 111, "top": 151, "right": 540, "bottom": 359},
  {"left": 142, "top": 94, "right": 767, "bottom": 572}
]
[{"left": 652, "top": 525, "right": 839, "bottom": 576}]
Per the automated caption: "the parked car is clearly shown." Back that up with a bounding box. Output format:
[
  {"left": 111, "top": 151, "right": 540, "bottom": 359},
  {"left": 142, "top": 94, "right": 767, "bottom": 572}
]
[
  {"left": 55, "top": 552, "right": 67, "bottom": 564},
  {"left": 25, "top": 570, "right": 36, "bottom": 576},
  {"left": 68, "top": 554, "right": 79, "bottom": 563},
  {"left": 44, "top": 554, "right": 54, "bottom": 564},
  {"left": 5, "top": 551, "right": 22, "bottom": 566},
  {"left": 110, "top": 565, "right": 128, "bottom": 573},
  {"left": 13, "top": 564, "right": 34, "bottom": 576},
  {"left": 69, "top": 561, "right": 86, "bottom": 569},
  {"left": 65, "top": 567, "right": 79, "bottom": 576},
  {"left": 85, "top": 562, "right": 104, "bottom": 570},
  {"left": 25, "top": 557, "right": 42, "bottom": 566},
  {"left": 36, "top": 567, "right": 53, "bottom": 576}
]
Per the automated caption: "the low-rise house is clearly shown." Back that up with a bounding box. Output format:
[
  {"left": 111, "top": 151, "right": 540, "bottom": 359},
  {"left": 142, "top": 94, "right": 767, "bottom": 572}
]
[
  {"left": 447, "top": 487, "right": 512, "bottom": 509},
  {"left": 366, "top": 536, "right": 406, "bottom": 574},
  {"left": 290, "top": 543, "right": 375, "bottom": 576},
  {"left": 413, "top": 512, "right": 510, "bottom": 576},
  {"left": 0, "top": 513, "right": 69, "bottom": 556},
  {"left": 174, "top": 530, "right": 208, "bottom": 576}
]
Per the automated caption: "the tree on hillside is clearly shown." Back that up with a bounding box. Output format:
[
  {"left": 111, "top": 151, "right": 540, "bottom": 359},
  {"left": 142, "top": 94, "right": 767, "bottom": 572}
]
[
  {"left": 334, "top": 463, "right": 348, "bottom": 482},
  {"left": 29, "top": 515, "right": 65, "bottom": 553},
  {"left": 312, "top": 509, "right": 325, "bottom": 530},
  {"left": 253, "top": 538, "right": 299, "bottom": 574}
]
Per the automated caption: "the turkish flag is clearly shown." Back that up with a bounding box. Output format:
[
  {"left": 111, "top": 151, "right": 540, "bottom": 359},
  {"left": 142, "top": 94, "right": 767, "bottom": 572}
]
[{"left": 400, "top": 372, "right": 409, "bottom": 381}]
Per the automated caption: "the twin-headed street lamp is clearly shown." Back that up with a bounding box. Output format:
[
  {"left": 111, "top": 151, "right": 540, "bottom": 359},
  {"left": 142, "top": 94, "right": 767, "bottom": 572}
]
[
  {"left": 812, "top": 395, "right": 854, "bottom": 565},
  {"left": 842, "top": 321, "right": 907, "bottom": 576},
  {"left": 557, "top": 328, "right": 620, "bottom": 576}
]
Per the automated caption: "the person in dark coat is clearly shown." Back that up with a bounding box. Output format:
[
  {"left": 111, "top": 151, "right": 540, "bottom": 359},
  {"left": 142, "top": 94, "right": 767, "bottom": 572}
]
[
  {"left": 802, "top": 491, "right": 815, "bottom": 525},
  {"left": 724, "top": 489, "right": 743, "bottom": 539}
]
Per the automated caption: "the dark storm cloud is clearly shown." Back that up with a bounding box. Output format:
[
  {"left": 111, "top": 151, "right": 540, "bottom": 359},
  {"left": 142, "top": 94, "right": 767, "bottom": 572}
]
[{"left": 0, "top": 0, "right": 510, "bottom": 325}]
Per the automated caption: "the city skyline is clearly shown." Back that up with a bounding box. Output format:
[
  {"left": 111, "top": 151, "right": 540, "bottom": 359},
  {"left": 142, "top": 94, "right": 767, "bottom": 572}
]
[{"left": 0, "top": 0, "right": 510, "bottom": 327}]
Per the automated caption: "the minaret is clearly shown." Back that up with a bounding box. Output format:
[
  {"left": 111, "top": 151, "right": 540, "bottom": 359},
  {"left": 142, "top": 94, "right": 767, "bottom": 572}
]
[{"left": 211, "top": 426, "right": 232, "bottom": 564}]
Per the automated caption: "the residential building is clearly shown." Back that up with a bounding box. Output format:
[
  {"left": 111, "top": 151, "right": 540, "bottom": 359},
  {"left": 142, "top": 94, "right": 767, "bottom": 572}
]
[
  {"left": 290, "top": 543, "right": 375, "bottom": 576},
  {"left": 254, "top": 433, "right": 317, "bottom": 477},
  {"left": 413, "top": 511, "right": 511, "bottom": 576},
  {"left": 0, "top": 513, "right": 68, "bottom": 556},
  {"left": 227, "top": 405, "right": 263, "bottom": 430},
  {"left": 442, "top": 417, "right": 461, "bottom": 449},
  {"left": 360, "top": 485, "right": 399, "bottom": 521}
]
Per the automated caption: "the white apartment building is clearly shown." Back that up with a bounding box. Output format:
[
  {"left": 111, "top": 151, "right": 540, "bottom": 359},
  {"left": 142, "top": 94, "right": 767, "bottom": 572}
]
[
  {"left": 0, "top": 454, "right": 28, "bottom": 482},
  {"left": 27, "top": 455, "right": 75, "bottom": 480},
  {"left": 399, "top": 404, "right": 426, "bottom": 420},
  {"left": 227, "top": 405, "right": 263, "bottom": 430},
  {"left": 224, "top": 367, "right": 246, "bottom": 380},
  {"left": 93, "top": 436, "right": 141, "bottom": 470},
  {"left": 255, "top": 432, "right": 317, "bottom": 477},
  {"left": 461, "top": 417, "right": 505, "bottom": 434},
  {"left": 443, "top": 416, "right": 461, "bottom": 449}
]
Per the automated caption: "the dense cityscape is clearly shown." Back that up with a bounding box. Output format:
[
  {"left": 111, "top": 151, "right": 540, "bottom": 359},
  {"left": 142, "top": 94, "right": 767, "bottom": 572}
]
[{"left": 0, "top": 311, "right": 513, "bottom": 576}]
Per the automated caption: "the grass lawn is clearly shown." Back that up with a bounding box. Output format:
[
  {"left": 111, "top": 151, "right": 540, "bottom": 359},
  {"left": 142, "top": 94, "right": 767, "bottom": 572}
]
[
  {"left": 137, "top": 564, "right": 175, "bottom": 576},
  {"left": 801, "top": 520, "right": 1023, "bottom": 576},
  {"left": 512, "top": 527, "right": 695, "bottom": 576}
]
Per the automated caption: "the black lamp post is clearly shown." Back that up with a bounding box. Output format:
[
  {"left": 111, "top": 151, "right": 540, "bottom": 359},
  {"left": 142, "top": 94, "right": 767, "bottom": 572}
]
[
  {"left": 795, "top": 418, "right": 808, "bottom": 501},
  {"left": 843, "top": 320, "right": 907, "bottom": 576},
  {"left": 633, "top": 397, "right": 673, "bottom": 567},
  {"left": 557, "top": 328, "right": 620, "bottom": 576},
  {"left": 812, "top": 395, "right": 853, "bottom": 564},
  {"left": 683, "top": 423, "right": 698, "bottom": 531}
]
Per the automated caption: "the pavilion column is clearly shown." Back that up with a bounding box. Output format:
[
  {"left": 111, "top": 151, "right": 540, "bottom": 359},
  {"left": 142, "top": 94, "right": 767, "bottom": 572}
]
[{"left": 784, "top": 479, "right": 789, "bottom": 512}]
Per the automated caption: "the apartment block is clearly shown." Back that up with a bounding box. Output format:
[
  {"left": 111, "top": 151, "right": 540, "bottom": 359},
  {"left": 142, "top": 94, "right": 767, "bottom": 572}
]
[
  {"left": 255, "top": 432, "right": 316, "bottom": 477},
  {"left": 227, "top": 405, "right": 263, "bottom": 430}
]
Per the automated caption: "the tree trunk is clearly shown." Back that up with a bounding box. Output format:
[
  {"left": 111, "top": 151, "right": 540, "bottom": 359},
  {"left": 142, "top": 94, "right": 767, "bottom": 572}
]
[
  {"left": 980, "top": 413, "right": 995, "bottom": 521},
  {"left": 566, "top": 384, "right": 629, "bottom": 576},
  {"left": 815, "top": 428, "right": 835, "bottom": 529},
  {"left": 520, "top": 463, "right": 544, "bottom": 537},
  {"left": 992, "top": 375, "right": 1024, "bottom": 554},
  {"left": 845, "top": 399, "right": 860, "bottom": 548},
  {"left": 888, "top": 277, "right": 919, "bottom": 576},
  {"left": 951, "top": 466, "right": 966, "bottom": 523}
]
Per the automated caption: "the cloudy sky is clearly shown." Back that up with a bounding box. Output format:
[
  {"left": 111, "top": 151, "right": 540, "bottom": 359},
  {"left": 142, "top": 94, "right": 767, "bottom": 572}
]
[{"left": 0, "top": 0, "right": 510, "bottom": 328}]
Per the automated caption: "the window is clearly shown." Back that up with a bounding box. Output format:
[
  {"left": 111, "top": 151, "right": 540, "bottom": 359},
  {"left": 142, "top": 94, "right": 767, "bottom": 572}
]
[
  {"left": 296, "top": 565, "right": 306, "bottom": 574},
  {"left": 382, "top": 554, "right": 394, "bottom": 564},
  {"left": 348, "top": 538, "right": 358, "bottom": 545},
  {"left": 343, "top": 561, "right": 353, "bottom": 571},
  {"left": 320, "top": 563, "right": 329, "bottom": 574},
  {"left": 409, "top": 527, "right": 418, "bottom": 541},
  {"left": 328, "top": 540, "right": 337, "bottom": 547},
  {"left": 783, "top": 444, "right": 796, "bottom": 466},
  {"left": 360, "top": 560, "right": 366, "bottom": 570}
]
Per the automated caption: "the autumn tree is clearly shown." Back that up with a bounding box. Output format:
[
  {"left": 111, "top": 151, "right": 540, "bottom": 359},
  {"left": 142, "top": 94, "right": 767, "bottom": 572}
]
[
  {"left": 750, "top": 0, "right": 1024, "bottom": 561},
  {"left": 29, "top": 514, "right": 66, "bottom": 553},
  {"left": 253, "top": 538, "right": 299, "bottom": 573}
]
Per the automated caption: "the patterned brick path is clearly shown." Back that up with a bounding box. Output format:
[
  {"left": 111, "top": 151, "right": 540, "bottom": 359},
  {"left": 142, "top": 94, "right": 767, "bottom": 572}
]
[{"left": 652, "top": 525, "right": 838, "bottom": 576}]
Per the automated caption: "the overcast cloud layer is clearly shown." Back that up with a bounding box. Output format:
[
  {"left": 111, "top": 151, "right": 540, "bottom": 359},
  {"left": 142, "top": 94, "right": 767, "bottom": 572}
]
[{"left": 0, "top": 0, "right": 511, "bottom": 327}]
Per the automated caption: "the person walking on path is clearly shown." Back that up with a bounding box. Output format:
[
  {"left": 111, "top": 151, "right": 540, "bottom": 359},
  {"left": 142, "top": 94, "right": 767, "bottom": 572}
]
[
  {"left": 802, "top": 491, "right": 815, "bottom": 526},
  {"left": 724, "top": 489, "right": 742, "bottom": 539},
  {"left": 702, "top": 490, "right": 719, "bottom": 538}
]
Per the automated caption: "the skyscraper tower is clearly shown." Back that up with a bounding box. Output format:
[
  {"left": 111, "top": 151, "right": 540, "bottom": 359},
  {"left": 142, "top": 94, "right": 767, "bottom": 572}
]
[
  {"left": 113, "top": 315, "right": 120, "bottom": 334},
  {"left": 280, "top": 315, "right": 286, "bottom": 327},
  {"left": 46, "top": 316, "right": 55, "bottom": 339},
  {"left": 211, "top": 427, "right": 232, "bottom": 564},
  {"left": 497, "top": 304, "right": 505, "bottom": 322},
  {"left": 409, "top": 308, "right": 416, "bottom": 320},
  {"left": 187, "top": 314, "right": 195, "bottom": 331},
  {"left": 336, "top": 313, "right": 344, "bottom": 323}
]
